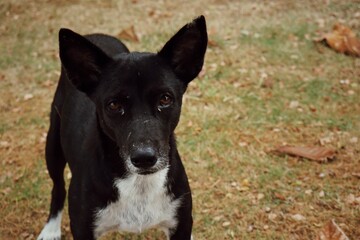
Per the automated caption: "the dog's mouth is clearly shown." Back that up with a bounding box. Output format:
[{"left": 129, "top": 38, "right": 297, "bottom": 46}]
[
  {"left": 121, "top": 155, "right": 169, "bottom": 175},
  {"left": 119, "top": 144, "right": 170, "bottom": 175},
  {"left": 136, "top": 169, "right": 158, "bottom": 175},
  {"left": 133, "top": 159, "right": 168, "bottom": 175}
]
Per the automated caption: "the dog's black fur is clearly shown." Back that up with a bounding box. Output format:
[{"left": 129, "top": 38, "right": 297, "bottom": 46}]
[{"left": 38, "top": 16, "right": 207, "bottom": 240}]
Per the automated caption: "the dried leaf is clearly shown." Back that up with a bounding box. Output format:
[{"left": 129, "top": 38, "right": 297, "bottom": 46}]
[
  {"left": 274, "top": 192, "right": 286, "bottom": 201},
  {"left": 261, "top": 78, "right": 274, "bottom": 88},
  {"left": 289, "top": 100, "right": 300, "bottom": 109},
  {"left": 349, "top": 137, "right": 358, "bottom": 144},
  {"left": 274, "top": 146, "right": 336, "bottom": 163},
  {"left": 305, "top": 189, "right": 313, "bottom": 195},
  {"left": 315, "top": 23, "right": 360, "bottom": 57},
  {"left": 247, "top": 225, "right": 254, "bottom": 232},
  {"left": 198, "top": 67, "right": 206, "bottom": 78},
  {"left": 241, "top": 178, "right": 250, "bottom": 186},
  {"left": 316, "top": 219, "right": 349, "bottom": 240},
  {"left": 208, "top": 39, "right": 220, "bottom": 48},
  {"left": 0, "top": 141, "right": 10, "bottom": 148},
  {"left": 257, "top": 193, "right": 265, "bottom": 200},
  {"left": 1, "top": 187, "right": 11, "bottom": 195},
  {"left": 222, "top": 221, "right": 231, "bottom": 227},
  {"left": 268, "top": 213, "right": 277, "bottom": 221},
  {"left": 117, "top": 26, "right": 139, "bottom": 42},
  {"left": 352, "top": 172, "right": 360, "bottom": 179},
  {"left": 345, "top": 194, "right": 360, "bottom": 205},
  {"left": 291, "top": 214, "right": 306, "bottom": 221},
  {"left": 23, "top": 93, "right": 34, "bottom": 101}
]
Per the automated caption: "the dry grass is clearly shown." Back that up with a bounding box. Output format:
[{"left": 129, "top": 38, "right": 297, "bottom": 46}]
[{"left": 1, "top": 0, "right": 359, "bottom": 239}]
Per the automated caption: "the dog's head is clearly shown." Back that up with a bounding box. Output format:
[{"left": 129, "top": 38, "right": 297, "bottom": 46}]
[{"left": 58, "top": 16, "right": 207, "bottom": 175}]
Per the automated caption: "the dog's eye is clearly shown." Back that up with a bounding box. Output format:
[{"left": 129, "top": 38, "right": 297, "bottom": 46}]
[
  {"left": 107, "top": 100, "right": 124, "bottom": 115},
  {"left": 158, "top": 93, "right": 173, "bottom": 108}
]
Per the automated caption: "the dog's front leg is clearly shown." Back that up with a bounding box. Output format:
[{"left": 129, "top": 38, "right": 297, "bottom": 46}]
[
  {"left": 68, "top": 205, "right": 97, "bottom": 240},
  {"left": 167, "top": 211, "right": 193, "bottom": 240},
  {"left": 68, "top": 181, "right": 97, "bottom": 240},
  {"left": 70, "top": 226, "right": 96, "bottom": 240}
]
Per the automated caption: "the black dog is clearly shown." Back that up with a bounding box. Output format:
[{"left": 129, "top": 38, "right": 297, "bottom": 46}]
[{"left": 37, "top": 16, "right": 207, "bottom": 240}]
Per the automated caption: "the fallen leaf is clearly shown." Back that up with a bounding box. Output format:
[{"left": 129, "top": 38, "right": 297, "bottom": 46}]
[
  {"left": 305, "top": 189, "right": 313, "bottom": 195},
  {"left": 26, "top": 234, "right": 34, "bottom": 240},
  {"left": 274, "top": 146, "right": 336, "bottom": 163},
  {"left": 289, "top": 100, "right": 300, "bottom": 109},
  {"left": 345, "top": 194, "right": 355, "bottom": 204},
  {"left": 274, "top": 192, "right": 286, "bottom": 201},
  {"left": 316, "top": 219, "right": 350, "bottom": 240},
  {"left": 247, "top": 225, "right": 254, "bottom": 232},
  {"left": 268, "top": 213, "right": 277, "bottom": 221},
  {"left": 23, "top": 93, "right": 34, "bottom": 101},
  {"left": 261, "top": 78, "right": 274, "bottom": 88},
  {"left": 339, "top": 79, "right": 350, "bottom": 85},
  {"left": 13, "top": 172, "right": 24, "bottom": 182},
  {"left": 222, "top": 221, "right": 231, "bottom": 227},
  {"left": 345, "top": 194, "right": 360, "bottom": 205},
  {"left": 21, "top": 232, "right": 30, "bottom": 238},
  {"left": 319, "top": 135, "right": 334, "bottom": 145},
  {"left": 291, "top": 214, "right": 306, "bottom": 221},
  {"left": 198, "top": 67, "right": 206, "bottom": 78},
  {"left": 208, "top": 39, "right": 220, "bottom": 47},
  {"left": 319, "top": 172, "right": 326, "bottom": 178},
  {"left": 0, "top": 141, "right": 10, "bottom": 148},
  {"left": 257, "top": 193, "right": 265, "bottom": 200},
  {"left": 241, "top": 178, "right": 250, "bottom": 186},
  {"left": 1, "top": 187, "right": 11, "bottom": 195},
  {"left": 349, "top": 137, "right": 358, "bottom": 144},
  {"left": 347, "top": 90, "right": 355, "bottom": 95},
  {"left": 238, "top": 186, "right": 249, "bottom": 192},
  {"left": 238, "top": 142, "right": 248, "bottom": 147},
  {"left": 315, "top": 23, "right": 360, "bottom": 57},
  {"left": 42, "top": 79, "right": 54, "bottom": 87},
  {"left": 352, "top": 172, "right": 360, "bottom": 179},
  {"left": 117, "top": 26, "right": 139, "bottom": 42}
]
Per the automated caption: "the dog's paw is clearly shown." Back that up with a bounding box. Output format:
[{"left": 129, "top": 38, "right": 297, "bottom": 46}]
[
  {"left": 37, "top": 236, "right": 61, "bottom": 240},
  {"left": 37, "top": 213, "right": 62, "bottom": 240},
  {"left": 37, "top": 226, "right": 61, "bottom": 240},
  {"left": 37, "top": 232, "right": 61, "bottom": 240}
]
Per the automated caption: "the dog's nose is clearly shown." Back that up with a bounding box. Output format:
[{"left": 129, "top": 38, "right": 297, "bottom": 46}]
[{"left": 130, "top": 147, "right": 157, "bottom": 169}]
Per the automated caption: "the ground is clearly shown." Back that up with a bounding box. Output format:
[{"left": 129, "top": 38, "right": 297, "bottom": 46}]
[{"left": 0, "top": 0, "right": 359, "bottom": 239}]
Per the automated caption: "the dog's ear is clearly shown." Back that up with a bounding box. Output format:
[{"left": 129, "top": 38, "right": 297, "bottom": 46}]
[
  {"left": 59, "top": 28, "right": 111, "bottom": 94},
  {"left": 158, "top": 16, "right": 208, "bottom": 85}
]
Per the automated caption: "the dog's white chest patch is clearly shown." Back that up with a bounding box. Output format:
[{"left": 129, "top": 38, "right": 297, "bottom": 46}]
[{"left": 94, "top": 168, "right": 180, "bottom": 238}]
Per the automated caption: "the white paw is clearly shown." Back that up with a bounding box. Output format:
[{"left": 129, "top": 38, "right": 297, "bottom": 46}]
[{"left": 37, "top": 212, "right": 62, "bottom": 240}]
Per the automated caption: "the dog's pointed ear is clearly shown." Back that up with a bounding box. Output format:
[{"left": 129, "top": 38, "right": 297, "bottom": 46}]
[
  {"left": 158, "top": 16, "right": 208, "bottom": 85},
  {"left": 59, "top": 28, "right": 111, "bottom": 94}
]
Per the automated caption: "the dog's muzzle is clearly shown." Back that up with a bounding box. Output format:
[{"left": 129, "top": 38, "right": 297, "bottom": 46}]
[
  {"left": 120, "top": 144, "right": 169, "bottom": 175},
  {"left": 130, "top": 146, "right": 157, "bottom": 170}
]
